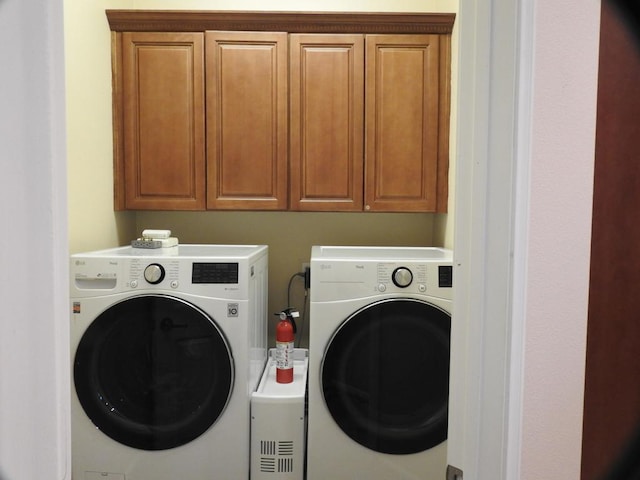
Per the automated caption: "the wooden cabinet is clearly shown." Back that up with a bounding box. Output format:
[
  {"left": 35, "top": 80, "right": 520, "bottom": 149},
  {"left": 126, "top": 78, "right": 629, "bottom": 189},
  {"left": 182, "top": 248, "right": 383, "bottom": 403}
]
[
  {"left": 115, "top": 31, "right": 286, "bottom": 211},
  {"left": 365, "top": 34, "right": 444, "bottom": 212},
  {"left": 206, "top": 32, "right": 288, "bottom": 210},
  {"left": 116, "top": 32, "right": 205, "bottom": 210},
  {"left": 289, "top": 33, "right": 449, "bottom": 212},
  {"left": 289, "top": 34, "right": 365, "bottom": 211},
  {"left": 108, "top": 11, "right": 454, "bottom": 212}
]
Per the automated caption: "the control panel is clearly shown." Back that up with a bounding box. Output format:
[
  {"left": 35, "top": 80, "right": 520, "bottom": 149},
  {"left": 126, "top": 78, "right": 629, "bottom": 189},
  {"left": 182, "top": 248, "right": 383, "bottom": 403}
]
[
  {"left": 127, "top": 260, "right": 240, "bottom": 289},
  {"left": 309, "top": 245, "right": 453, "bottom": 302},
  {"left": 128, "top": 258, "right": 180, "bottom": 290},
  {"left": 376, "top": 262, "right": 428, "bottom": 293},
  {"left": 310, "top": 259, "right": 453, "bottom": 302},
  {"left": 71, "top": 245, "right": 267, "bottom": 302}
]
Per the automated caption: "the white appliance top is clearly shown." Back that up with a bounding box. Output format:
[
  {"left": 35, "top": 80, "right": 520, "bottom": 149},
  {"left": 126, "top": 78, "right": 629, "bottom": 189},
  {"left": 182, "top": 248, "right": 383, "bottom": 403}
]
[
  {"left": 312, "top": 245, "right": 452, "bottom": 262},
  {"left": 310, "top": 245, "right": 453, "bottom": 302},
  {"left": 72, "top": 244, "right": 267, "bottom": 260},
  {"left": 70, "top": 244, "right": 268, "bottom": 299}
]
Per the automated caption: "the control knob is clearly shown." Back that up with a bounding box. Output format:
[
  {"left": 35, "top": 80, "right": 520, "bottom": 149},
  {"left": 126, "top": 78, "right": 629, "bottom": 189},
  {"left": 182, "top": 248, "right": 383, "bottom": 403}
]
[
  {"left": 144, "top": 263, "right": 165, "bottom": 285},
  {"left": 392, "top": 267, "right": 413, "bottom": 288}
]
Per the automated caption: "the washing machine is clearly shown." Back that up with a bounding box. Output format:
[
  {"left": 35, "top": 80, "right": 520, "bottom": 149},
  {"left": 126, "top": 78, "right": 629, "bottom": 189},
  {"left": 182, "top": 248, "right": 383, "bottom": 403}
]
[
  {"left": 307, "top": 246, "right": 453, "bottom": 480},
  {"left": 70, "top": 244, "right": 268, "bottom": 480}
]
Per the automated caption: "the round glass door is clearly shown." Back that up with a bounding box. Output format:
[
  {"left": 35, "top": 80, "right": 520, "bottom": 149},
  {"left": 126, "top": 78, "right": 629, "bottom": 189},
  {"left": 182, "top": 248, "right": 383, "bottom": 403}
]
[
  {"left": 74, "top": 295, "right": 234, "bottom": 450},
  {"left": 321, "top": 298, "right": 450, "bottom": 455}
]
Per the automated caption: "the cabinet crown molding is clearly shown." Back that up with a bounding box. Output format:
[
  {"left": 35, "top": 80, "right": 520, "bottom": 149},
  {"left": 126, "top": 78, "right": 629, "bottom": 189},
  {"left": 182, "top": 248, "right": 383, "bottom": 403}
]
[{"left": 106, "top": 10, "right": 455, "bottom": 35}]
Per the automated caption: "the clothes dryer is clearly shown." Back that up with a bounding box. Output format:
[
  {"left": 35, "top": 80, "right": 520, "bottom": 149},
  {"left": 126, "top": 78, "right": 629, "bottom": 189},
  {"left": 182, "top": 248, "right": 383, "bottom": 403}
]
[
  {"left": 307, "top": 246, "right": 453, "bottom": 480},
  {"left": 70, "top": 244, "right": 268, "bottom": 480}
]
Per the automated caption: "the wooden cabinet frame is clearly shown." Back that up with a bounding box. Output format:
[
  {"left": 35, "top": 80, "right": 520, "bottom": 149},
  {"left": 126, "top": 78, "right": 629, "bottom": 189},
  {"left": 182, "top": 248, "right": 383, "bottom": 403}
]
[
  {"left": 108, "top": 11, "right": 455, "bottom": 212},
  {"left": 106, "top": 11, "right": 455, "bottom": 35}
]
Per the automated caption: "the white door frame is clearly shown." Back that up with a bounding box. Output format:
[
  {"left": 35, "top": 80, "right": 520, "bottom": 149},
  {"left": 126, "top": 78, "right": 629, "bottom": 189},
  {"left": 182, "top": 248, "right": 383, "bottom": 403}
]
[
  {"left": 0, "top": 0, "right": 70, "bottom": 478},
  {"left": 450, "top": 0, "right": 599, "bottom": 479},
  {"left": 449, "top": 0, "right": 530, "bottom": 477}
]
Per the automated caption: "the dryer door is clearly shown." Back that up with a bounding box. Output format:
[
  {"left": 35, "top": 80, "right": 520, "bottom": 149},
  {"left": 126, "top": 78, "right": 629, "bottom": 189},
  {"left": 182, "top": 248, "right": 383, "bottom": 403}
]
[
  {"left": 74, "top": 294, "right": 233, "bottom": 450},
  {"left": 321, "top": 298, "right": 450, "bottom": 455}
]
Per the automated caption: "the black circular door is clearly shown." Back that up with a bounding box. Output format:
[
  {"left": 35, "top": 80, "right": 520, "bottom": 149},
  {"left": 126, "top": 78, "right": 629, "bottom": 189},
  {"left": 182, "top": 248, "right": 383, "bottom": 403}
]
[
  {"left": 74, "top": 295, "right": 234, "bottom": 451},
  {"left": 321, "top": 298, "right": 450, "bottom": 455}
]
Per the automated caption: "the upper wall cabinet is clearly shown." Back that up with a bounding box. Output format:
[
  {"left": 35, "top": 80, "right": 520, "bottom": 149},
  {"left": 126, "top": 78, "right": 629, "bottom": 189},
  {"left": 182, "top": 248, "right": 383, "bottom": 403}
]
[
  {"left": 107, "top": 11, "right": 455, "bottom": 212},
  {"left": 117, "top": 32, "right": 206, "bottom": 210},
  {"left": 206, "top": 31, "right": 288, "bottom": 210},
  {"left": 365, "top": 34, "right": 444, "bottom": 212},
  {"left": 289, "top": 34, "right": 365, "bottom": 211},
  {"left": 289, "top": 33, "right": 448, "bottom": 212}
]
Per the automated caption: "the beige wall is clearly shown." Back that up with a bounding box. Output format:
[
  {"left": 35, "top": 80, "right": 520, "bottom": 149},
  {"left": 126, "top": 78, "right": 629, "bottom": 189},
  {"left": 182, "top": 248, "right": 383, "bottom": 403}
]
[
  {"left": 65, "top": 0, "right": 135, "bottom": 253},
  {"left": 64, "top": 0, "right": 458, "bottom": 344}
]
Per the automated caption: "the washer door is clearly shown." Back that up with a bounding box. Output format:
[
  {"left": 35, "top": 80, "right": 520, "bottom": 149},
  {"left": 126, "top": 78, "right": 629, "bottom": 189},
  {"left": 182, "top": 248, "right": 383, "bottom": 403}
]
[
  {"left": 74, "top": 295, "right": 233, "bottom": 451},
  {"left": 321, "top": 298, "right": 450, "bottom": 455}
]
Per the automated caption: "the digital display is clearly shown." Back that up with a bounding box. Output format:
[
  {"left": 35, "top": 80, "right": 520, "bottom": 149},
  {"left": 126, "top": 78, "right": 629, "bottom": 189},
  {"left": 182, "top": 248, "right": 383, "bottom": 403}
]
[
  {"left": 438, "top": 265, "right": 453, "bottom": 288},
  {"left": 192, "top": 262, "right": 239, "bottom": 284}
]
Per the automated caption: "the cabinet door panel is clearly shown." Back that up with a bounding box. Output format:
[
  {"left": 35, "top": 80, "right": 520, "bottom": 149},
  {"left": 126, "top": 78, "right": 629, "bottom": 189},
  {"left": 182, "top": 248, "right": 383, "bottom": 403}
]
[
  {"left": 121, "top": 32, "right": 205, "bottom": 210},
  {"left": 365, "top": 35, "right": 441, "bottom": 212},
  {"left": 206, "top": 31, "right": 288, "bottom": 210},
  {"left": 290, "top": 34, "right": 364, "bottom": 211}
]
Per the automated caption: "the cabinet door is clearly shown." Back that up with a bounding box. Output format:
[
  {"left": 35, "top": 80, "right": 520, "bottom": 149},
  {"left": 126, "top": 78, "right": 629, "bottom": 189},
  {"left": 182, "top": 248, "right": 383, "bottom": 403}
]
[
  {"left": 289, "top": 34, "right": 365, "bottom": 211},
  {"left": 365, "top": 35, "right": 444, "bottom": 212},
  {"left": 120, "top": 32, "right": 205, "bottom": 210},
  {"left": 206, "top": 32, "right": 288, "bottom": 210}
]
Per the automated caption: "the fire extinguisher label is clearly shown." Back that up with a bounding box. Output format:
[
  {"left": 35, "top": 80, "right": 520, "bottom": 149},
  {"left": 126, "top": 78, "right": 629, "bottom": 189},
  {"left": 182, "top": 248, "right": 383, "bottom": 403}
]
[{"left": 275, "top": 341, "right": 294, "bottom": 370}]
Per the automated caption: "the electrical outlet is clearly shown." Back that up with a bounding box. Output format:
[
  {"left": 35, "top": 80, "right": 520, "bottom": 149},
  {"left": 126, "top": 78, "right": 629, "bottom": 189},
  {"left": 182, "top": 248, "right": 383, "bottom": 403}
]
[{"left": 303, "top": 263, "right": 311, "bottom": 290}]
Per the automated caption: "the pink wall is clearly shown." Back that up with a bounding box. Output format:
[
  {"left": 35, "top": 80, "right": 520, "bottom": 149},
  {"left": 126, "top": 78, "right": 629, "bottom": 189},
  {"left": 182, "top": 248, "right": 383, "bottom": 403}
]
[{"left": 520, "top": 1, "right": 600, "bottom": 478}]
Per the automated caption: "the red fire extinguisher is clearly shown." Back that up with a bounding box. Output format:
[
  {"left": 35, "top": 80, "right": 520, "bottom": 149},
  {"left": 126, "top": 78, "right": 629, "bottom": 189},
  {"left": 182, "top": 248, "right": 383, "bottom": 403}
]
[{"left": 275, "top": 308, "right": 298, "bottom": 383}]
